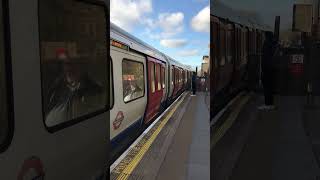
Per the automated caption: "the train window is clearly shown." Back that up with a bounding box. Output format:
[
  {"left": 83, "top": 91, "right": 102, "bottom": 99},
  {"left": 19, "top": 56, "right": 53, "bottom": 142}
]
[
  {"left": 171, "top": 68, "right": 174, "bottom": 86},
  {"left": 159, "top": 66, "right": 162, "bottom": 89},
  {"left": 227, "top": 29, "right": 233, "bottom": 63},
  {"left": 213, "top": 22, "right": 219, "bottom": 68},
  {"left": 175, "top": 69, "right": 178, "bottom": 85},
  {"left": 39, "top": 0, "right": 107, "bottom": 129},
  {"left": 156, "top": 64, "right": 161, "bottom": 91},
  {"left": 122, "top": 59, "right": 145, "bottom": 103},
  {"left": 220, "top": 27, "right": 226, "bottom": 66},
  {"left": 177, "top": 70, "right": 179, "bottom": 83},
  {"left": 161, "top": 67, "right": 165, "bottom": 89},
  {"left": 151, "top": 62, "right": 155, "bottom": 93}
]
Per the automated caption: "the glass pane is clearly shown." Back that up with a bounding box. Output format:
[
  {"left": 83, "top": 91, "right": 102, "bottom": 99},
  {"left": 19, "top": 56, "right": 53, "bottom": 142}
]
[
  {"left": 122, "top": 60, "right": 144, "bottom": 102},
  {"left": 171, "top": 68, "right": 174, "bottom": 86},
  {"left": 151, "top": 63, "right": 155, "bottom": 93},
  {"left": 39, "top": 0, "right": 107, "bottom": 127},
  {"left": 162, "top": 67, "right": 165, "bottom": 89},
  {"left": 157, "top": 64, "right": 161, "bottom": 91}
]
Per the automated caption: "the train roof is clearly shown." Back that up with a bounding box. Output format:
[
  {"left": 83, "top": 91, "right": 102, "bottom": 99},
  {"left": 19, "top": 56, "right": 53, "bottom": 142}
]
[
  {"left": 111, "top": 23, "right": 194, "bottom": 70},
  {"left": 211, "top": 0, "right": 272, "bottom": 31},
  {"left": 110, "top": 22, "right": 167, "bottom": 62},
  {"left": 161, "top": 53, "right": 184, "bottom": 68}
]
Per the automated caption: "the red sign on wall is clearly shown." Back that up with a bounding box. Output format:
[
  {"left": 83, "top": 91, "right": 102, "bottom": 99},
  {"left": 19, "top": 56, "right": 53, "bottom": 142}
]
[{"left": 289, "top": 54, "right": 304, "bottom": 75}]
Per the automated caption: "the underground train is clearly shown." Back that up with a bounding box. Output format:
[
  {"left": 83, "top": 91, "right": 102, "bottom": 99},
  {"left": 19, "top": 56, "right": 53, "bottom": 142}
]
[
  {"left": 210, "top": 0, "right": 273, "bottom": 118},
  {"left": 0, "top": 0, "right": 109, "bottom": 179},
  {"left": 110, "top": 23, "right": 194, "bottom": 162}
]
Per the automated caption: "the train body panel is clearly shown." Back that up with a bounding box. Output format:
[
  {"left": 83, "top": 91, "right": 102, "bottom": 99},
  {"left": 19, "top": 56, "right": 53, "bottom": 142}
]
[
  {"left": 110, "top": 47, "right": 147, "bottom": 140},
  {"left": 0, "top": 0, "right": 108, "bottom": 179}
]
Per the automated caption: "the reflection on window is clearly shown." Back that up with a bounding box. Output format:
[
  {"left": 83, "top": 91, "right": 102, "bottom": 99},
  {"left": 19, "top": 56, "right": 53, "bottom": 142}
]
[
  {"left": 171, "top": 68, "right": 174, "bottom": 86},
  {"left": 162, "top": 67, "right": 165, "bottom": 89},
  {"left": 123, "top": 60, "right": 144, "bottom": 102},
  {"left": 157, "top": 64, "right": 161, "bottom": 91},
  {"left": 151, "top": 63, "right": 155, "bottom": 93},
  {"left": 227, "top": 30, "right": 232, "bottom": 63},
  {"left": 220, "top": 28, "right": 226, "bottom": 66},
  {"left": 0, "top": 3, "right": 8, "bottom": 148},
  {"left": 39, "top": 0, "right": 107, "bottom": 128}
]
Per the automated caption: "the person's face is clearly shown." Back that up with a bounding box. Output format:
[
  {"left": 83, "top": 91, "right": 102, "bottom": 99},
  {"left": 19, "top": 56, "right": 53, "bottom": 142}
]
[{"left": 63, "top": 63, "right": 81, "bottom": 82}]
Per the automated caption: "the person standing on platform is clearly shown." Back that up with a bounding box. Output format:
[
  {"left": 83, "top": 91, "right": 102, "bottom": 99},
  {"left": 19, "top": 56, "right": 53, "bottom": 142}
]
[
  {"left": 258, "top": 32, "right": 278, "bottom": 110},
  {"left": 191, "top": 72, "right": 197, "bottom": 96}
]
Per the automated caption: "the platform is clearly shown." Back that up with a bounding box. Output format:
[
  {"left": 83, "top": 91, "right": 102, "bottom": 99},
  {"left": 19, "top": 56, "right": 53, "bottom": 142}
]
[
  {"left": 110, "top": 91, "right": 210, "bottom": 180},
  {"left": 211, "top": 93, "right": 320, "bottom": 180}
]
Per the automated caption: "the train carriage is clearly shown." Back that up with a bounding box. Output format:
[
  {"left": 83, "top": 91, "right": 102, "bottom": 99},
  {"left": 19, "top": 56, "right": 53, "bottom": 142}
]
[
  {"left": 110, "top": 23, "right": 193, "bottom": 163},
  {"left": 210, "top": 0, "right": 272, "bottom": 117}
]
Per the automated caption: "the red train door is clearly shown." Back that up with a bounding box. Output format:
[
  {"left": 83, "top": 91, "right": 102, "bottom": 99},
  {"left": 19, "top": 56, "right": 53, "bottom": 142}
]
[
  {"left": 172, "top": 67, "right": 179, "bottom": 97},
  {"left": 145, "top": 57, "right": 164, "bottom": 124}
]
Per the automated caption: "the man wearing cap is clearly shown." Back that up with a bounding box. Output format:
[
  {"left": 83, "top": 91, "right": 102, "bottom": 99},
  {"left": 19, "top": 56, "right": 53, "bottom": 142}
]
[{"left": 45, "top": 48, "right": 104, "bottom": 126}]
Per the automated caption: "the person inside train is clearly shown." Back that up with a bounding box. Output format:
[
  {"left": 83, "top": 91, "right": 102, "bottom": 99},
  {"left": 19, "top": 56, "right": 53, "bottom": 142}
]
[
  {"left": 258, "top": 32, "right": 279, "bottom": 110},
  {"left": 123, "top": 77, "right": 143, "bottom": 102},
  {"left": 44, "top": 48, "right": 104, "bottom": 126},
  {"left": 192, "top": 72, "right": 197, "bottom": 96}
]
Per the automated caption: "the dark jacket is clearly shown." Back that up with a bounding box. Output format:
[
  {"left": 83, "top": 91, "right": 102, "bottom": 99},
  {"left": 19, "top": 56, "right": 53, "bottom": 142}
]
[
  {"left": 45, "top": 74, "right": 103, "bottom": 124},
  {"left": 192, "top": 75, "right": 197, "bottom": 88},
  {"left": 262, "top": 40, "right": 278, "bottom": 74}
]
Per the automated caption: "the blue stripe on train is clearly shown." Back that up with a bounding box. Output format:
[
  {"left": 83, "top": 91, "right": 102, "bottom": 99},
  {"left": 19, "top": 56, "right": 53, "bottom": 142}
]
[{"left": 111, "top": 117, "right": 143, "bottom": 148}]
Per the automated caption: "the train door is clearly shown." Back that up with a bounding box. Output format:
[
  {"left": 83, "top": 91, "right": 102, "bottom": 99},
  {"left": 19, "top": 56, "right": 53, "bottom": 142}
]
[
  {"left": 145, "top": 57, "right": 165, "bottom": 123},
  {"left": 174, "top": 67, "right": 180, "bottom": 97},
  {"left": 168, "top": 65, "right": 174, "bottom": 99},
  {"left": 160, "top": 64, "right": 167, "bottom": 103}
]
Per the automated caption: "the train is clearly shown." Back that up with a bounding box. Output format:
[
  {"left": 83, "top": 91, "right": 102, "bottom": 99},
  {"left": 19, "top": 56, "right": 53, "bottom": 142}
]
[
  {"left": 0, "top": 0, "right": 109, "bottom": 179},
  {"left": 110, "top": 23, "right": 194, "bottom": 163},
  {"left": 210, "top": 0, "right": 273, "bottom": 118}
]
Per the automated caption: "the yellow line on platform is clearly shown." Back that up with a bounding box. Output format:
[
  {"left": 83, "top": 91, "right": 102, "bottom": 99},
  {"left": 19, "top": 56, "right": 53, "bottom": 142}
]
[
  {"left": 212, "top": 95, "right": 251, "bottom": 147},
  {"left": 116, "top": 93, "right": 187, "bottom": 180}
]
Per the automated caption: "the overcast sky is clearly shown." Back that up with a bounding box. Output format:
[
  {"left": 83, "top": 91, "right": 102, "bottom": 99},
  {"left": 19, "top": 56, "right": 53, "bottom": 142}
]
[
  {"left": 217, "top": 0, "right": 314, "bottom": 30},
  {"left": 111, "top": 0, "right": 210, "bottom": 69}
]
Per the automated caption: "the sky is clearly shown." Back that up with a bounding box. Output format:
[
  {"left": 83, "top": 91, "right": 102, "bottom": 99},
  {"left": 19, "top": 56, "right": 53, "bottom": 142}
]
[
  {"left": 111, "top": 0, "right": 210, "bottom": 70},
  {"left": 215, "top": 0, "right": 314, "bottom": 30}
]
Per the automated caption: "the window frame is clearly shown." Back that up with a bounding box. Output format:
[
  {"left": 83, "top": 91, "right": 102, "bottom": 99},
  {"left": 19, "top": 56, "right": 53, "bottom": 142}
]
[
  {"left": 122, "top": 58, "right": 145, "bottom": 104},
  {"left": 0, "top": 0, "right": 14, "bottom": 153},
  {"left": 38, "top": 0, "right": 108, "bottom": 133}
]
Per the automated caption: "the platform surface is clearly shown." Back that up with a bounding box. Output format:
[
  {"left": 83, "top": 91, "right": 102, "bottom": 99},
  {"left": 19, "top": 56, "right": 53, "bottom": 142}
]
[
  {"left": 111, "top": 91, "right": 210, "bottom": 180},
  {"left": 212, "top": 93, "right": 320, "bottom": 180}
]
